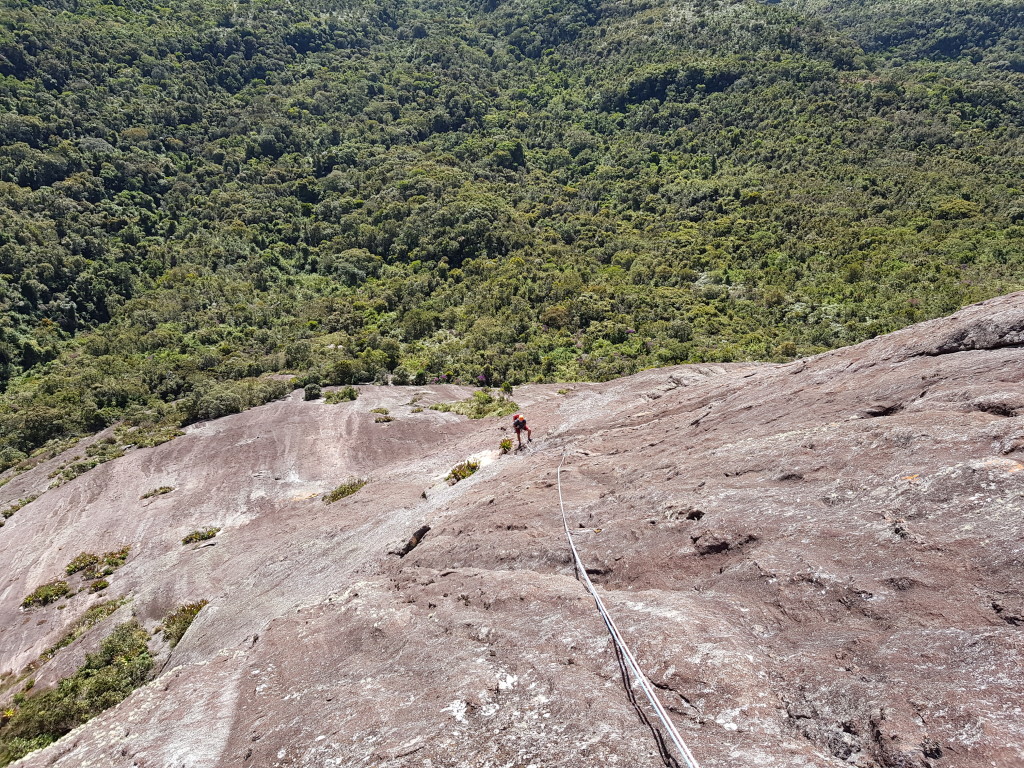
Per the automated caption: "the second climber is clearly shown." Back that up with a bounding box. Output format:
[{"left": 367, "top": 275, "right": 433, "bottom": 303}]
[{"left": 512, "top": 412, "right": 532, "bottom": 449}]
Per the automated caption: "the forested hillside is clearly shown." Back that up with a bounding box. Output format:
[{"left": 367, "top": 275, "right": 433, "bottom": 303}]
[{"left": 0, "top": 0, "right": 1021, "bottom": 467}]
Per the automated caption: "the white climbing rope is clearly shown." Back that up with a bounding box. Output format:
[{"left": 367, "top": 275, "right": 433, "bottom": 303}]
[{"left": 557, "top": 453, "right": 703, "bottom": 768}]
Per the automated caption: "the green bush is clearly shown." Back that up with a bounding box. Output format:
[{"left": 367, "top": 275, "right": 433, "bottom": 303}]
[
  {"left": 84, "top": 438, "right": 122, "bottom": 460},
  {"left": 98, "top": 547, "right": 129, "bottom": 574},
  {"left": 0, "top": 621, "right": 152, "bottom": 766},
  {"left": 45, "top": 437, "right": 128, "bottom": 489},
  {"left": 21, "top": 581, "right": 70, "bottom": 609},
  {"left": 46, "top": 435, "right": 131, "bottom": 488},
  {"left": 446, "top": 460, "right": 480, "bottom": 484},
  {"left": 160, "top": 601, "right": 209, "bottom": 648},
  {"left": 114, "top": 423, "right": 184, "bottom": 450},
  {"left": 180, "top": 378, "right": 290, "bottom": 424},
  {"left": 48, "top": 458, "right": 102, "bottom": 487},
  {"left": 499, "top": 438, "right": 513, "bottom": 454},
  {"left": 324, "top": 386, "right": 359, "bottom": 404},
  {"left": 66, "top": 547, "right": 130, "bottom": 579},
  {"left": 323, "top": 479, "right": 367, "bottom": 503},
  {"left": 181, "top": 528, "right": 220, "bottom": 545},
  {"left": 303, "top": 383, "right": 322, "bottom": 401},
  {"left": 65, "top": 553, "right": 100, "bottom": 576}
]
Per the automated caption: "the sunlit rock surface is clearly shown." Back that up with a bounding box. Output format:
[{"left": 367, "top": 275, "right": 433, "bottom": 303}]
[{"left": 1, "top": 292, "right": 1022, "bottom": 768}]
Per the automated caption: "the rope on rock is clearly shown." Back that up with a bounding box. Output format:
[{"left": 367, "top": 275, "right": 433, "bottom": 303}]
[{"left": 557, "top": 453, "right": 703, "bottom": 768}]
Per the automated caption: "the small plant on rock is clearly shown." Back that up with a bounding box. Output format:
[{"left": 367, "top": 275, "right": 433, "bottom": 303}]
[
  {"left": 446, "top": 460, "right": 480, "bottom": 484},
  {"left": 2, "top": 495, "right": 39, "bottom": 519},
  {"left": 21, "top": 581, "right": 70, "bottom": 608},
  {"left": 323, "top": 479, "right": 367, "bottom": 503},
  {"left": 303, "top": 383, "right": 323, "bottom": 401},
  {"left": 160, "top": 601, "right": 209, "bottom": 648},
  {"left": 499, "top": 438, "right": 513, "bottom": 454},
  {"left": 41, "top": 598, "right": 128, "bottom": 661},
  {"left": 66, "top": 547, "right": 130, "bottom": 579},
  {"left": 371, "top": 407, "right": 395, "bottom": 423},
  {"left": 97, "top": 546, "right": 129, "bottom": 575},
  {"left": 65, "top": 552, "right": 100, "bottom": 576},
  {"left": 181, "top": 527, "right": 220, "bottom": 545},
  {"left": 140, "top": 486, "right": 173, "bottom": 499}
]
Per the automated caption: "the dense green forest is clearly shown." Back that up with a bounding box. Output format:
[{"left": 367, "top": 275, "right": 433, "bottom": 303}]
[{"left": 0, "top": 0, "right": 1021, "bottom": 467}]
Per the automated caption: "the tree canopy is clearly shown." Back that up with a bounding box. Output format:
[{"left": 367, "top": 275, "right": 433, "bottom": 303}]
[{"left": 0, "top": 0, "right": 1021, "bottom": 466}]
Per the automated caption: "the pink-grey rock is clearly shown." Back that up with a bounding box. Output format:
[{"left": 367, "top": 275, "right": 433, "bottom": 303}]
[{"left": 0, "top": 293, "right": 1022, "bottom": 767}]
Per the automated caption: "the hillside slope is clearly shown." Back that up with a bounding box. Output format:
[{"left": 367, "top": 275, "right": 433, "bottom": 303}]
[
  {"left": 2, "top": 0, "right": 1023, "bottom": 469},
  {"left": 1, "top": 292, "right": 1022, "bottom": 767}
]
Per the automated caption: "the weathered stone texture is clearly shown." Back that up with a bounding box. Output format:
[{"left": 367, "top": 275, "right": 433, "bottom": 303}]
[{"left": 2, "top": 293, "right": 1022, "bottom": 768}]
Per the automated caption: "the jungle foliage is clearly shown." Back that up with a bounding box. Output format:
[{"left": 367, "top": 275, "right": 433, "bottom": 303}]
[{"left": 0, "top": 0, "right": 1021, "bottom": 468}]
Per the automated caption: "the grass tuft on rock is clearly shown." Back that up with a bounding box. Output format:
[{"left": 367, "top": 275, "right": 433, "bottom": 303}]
[
  {"left": 1, "top": 496, "right": 38, "bottom": 520},
  {"left": 181, "top": 527, "right": 220, "bottom": 545},
  {"left": 323, "top": 479, "right": 367, "bottom": 503},
  {"left": 140, "top": 486, "right": 173, "bottom": 499},
  {"left": 21, "top": 581, "right": 70, "bottom": 609},
  {"left": 160, "top": 601, "right": 209, "bottom": 648},
  {"left": 40, "top": 599, "right": 128, "bottom": 662},
  {"left": 65, "top": 547, "right": 130, "bottom": 579}
]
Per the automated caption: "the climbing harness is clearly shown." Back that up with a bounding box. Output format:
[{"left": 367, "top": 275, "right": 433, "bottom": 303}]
[{"left": 557, "top": 453, "right": 703, "bottom": 768}]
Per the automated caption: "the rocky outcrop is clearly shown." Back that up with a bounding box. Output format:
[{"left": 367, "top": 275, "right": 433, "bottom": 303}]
[{"left": 1, "top": 293, "right": 1022, "bottom": 768}]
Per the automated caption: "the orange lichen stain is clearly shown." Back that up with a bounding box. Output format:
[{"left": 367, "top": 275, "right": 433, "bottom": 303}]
[
  {"left": 291, "top": 492, "right": 320, "bottom": 501},
  {"left": 902, "top": 474, "right": 921, "bottom": 483}
]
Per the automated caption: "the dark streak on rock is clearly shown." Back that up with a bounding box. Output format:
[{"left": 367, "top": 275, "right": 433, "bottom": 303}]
[{"left": 395, "top": 525, "right": 431, "bottom": 557}]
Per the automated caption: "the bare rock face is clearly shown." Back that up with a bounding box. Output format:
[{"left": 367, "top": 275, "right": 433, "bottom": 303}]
[{"left": 1, "top": 293, "right": 1022, "bottom": 768}]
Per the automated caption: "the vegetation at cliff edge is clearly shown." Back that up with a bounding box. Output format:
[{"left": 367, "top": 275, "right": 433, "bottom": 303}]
[{"left": 0, "top": 0, "right": 1021, "bottom": 466}]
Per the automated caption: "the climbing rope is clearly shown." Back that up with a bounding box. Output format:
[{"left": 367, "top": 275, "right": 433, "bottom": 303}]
[{"left": 557, "top": 453, "right": 703, "bottom": 768}]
